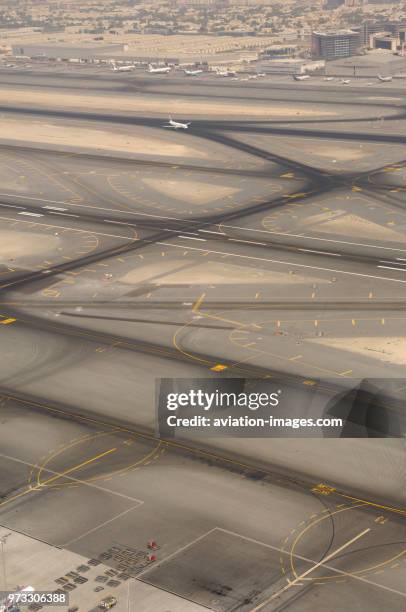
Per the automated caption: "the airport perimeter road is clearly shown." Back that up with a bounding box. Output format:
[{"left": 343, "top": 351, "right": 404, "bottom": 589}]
[{"left": 0, "top": 70, "right": 405, "bottom": 610}]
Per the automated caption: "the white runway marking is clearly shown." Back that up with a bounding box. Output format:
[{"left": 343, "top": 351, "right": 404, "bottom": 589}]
[
  {"left": 18, "top": 211, "right": 43, "bottom": 217},
  {"left": 378, "top": 265, "right": 406, "bottom": 273},
  {"left": 42, "top": 206, "right": 68, "bottom": 211},
  {"left": 0, "top": 214, "right": 138, "bottom": 242},
  {"left": 157, "top": 241, "right": 406, "bottom": 284},
  {"left": 299, "top": 248, "right": 341, "bottom": 257},
  {"left": 2, "top": 195, "right": 406, "bottom": 253},
  {"left": 178, "top": 236, "right": 207, "bottom": 241}
]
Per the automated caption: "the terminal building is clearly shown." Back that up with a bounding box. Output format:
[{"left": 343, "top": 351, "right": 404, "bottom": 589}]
[
  {"left": 369, "top": 32, "right": 398, "bottom": 52},
  {"left": 11, "top": 43, "right": 127, "bottom": 62},
  {"left": 311, "top": 30, "right": 361, "bottom": 60},
  {"left": 256, "top": 58, "right": 325, "bottom": 75},
  {"left": 10, "top": 41, "right": 261, "bottom": 70}
]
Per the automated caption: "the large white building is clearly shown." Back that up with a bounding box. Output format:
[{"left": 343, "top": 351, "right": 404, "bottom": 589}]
[
  {"left": 11, "top": 43, "right": 126, "bottom": 61},
  {"left": 256, "top": 58, "right": 325, "bottom": 75}
]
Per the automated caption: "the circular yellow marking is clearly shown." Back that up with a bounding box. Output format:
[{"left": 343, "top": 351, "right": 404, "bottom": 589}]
[
  {"left": 283, "top": 504, "right": 405, "bottom": 583},
  {"left": 32, "top": 431, "right": 164, "bottom": 489}
]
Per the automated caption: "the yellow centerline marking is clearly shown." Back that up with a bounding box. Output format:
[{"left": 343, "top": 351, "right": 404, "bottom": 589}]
[
  {"left": 40, "top": 447, "right": 117, "bottom": 486},
  {"left": 1, "top": 447, "right": 116, "bottom": 509}
]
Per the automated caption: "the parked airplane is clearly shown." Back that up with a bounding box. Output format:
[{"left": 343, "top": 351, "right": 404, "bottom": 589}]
[
  {"left": 183, "top": 69, "right": 203, "bottom": 76},
  {"left": 148, "top": 64, "right": 171, "bottom": 74},
  {"left": 378, "top": 74, "right": 393, "bottom": 82},
  {"left": 163, "top": 117, "right": 191, "bottom": 130},
  {"left": 293, "top": 74, "right": 310, "bottom": 81},
  {"left": 111, "top": 61, "right": 135, "bottom": 72},
  {"left": 341, "top": 79, "right": 351, "bottom": 85},
  {"left": 215, "top": 69, "right": 236, "bottom": 77}
]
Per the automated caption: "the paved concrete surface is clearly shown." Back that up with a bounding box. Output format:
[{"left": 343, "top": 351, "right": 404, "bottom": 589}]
[{"left": 0, "top": 68, "right": 405, "bottom": 611}]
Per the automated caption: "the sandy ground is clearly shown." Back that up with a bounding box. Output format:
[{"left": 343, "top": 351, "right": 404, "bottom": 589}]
[
  {"left": 0, "top": 88, "right": 336, "bottom": 118},
  {"left": 308, "top": 336, "right": 406, "bottom": 365},
  {"left": 307, "top": 145, "right": 368, "bottom": 161},
  {"left": 142, "top": 177, "right": 239, "bottom": 204},
  {"left": 0, "top": 230, "right": 60, "bottom": 258},
  {"left": 303, "top": 211, "right": 406, "bottom": 242},
  {"left": 274, "top": 140, "right": 372, "bottom": 161},
  {"left": 119, "top": 260, "right": 329, "bottom": 285},
  {"left": 0, "top": 118, "right": 208, "bottom": 158}
]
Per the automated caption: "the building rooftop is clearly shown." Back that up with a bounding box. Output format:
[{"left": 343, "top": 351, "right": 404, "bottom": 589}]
[{"left": 313, "top": 29, "right": 359, "bottom": 37}]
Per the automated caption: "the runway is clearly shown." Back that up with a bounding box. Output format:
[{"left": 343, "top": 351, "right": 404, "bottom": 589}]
[{"left": 0, "top": 67, "right": 405, "bottom": 611}]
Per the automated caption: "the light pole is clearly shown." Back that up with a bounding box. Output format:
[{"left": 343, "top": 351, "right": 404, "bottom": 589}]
[{"left": 0, "top": 533, "right": 12, "bottom": 592}]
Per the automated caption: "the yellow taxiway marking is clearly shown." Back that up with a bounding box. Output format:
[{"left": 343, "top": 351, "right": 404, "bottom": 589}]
[
  {"left": 40, "top": 447, "right": 117, "bottom": 486},
  {"left": 192, "top": 292, "right": 206, "bottom": 313},
  {"left": 312, "top": 483, "right": 336, "bottom": 495},
  {"left": 1, "top": 447, "right": 116, "bottom": 508},
  {"left": 211, "top": 364, "right": 228, "bottom": 372},
  {"left": 336, "top": 492, "right": 406, "bottom": 516},
  {"left": 252, "top": 529, "right": 371, "bottom": 611},
  {"left": 4, "top": 393, "right": 406, "bottom": 518}
]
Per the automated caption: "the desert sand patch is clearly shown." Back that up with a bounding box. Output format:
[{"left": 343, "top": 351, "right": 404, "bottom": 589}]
[
  {"left": 142, "top": 177, "right": 239, "bottom": 204},
  {"left": 120, "top": 260, "right": 329, "bottom": 285},
  {"left": 306, "top": 145, "right": 368, "bottom": 161},
  {"left": 0, "top": 88, "right": 336, "bottom": 119},
  {"left": 303, "top": 211, "right": 406, "bottom": 242},
  {"left": 0, "top": 230, "right": 60, "bottom": 258},
  {"left": 308, "top": 336, "right": 406, "bottom": 366},
  {"left": 0, "top": 118, "right": 207, "bottom": 158}
]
